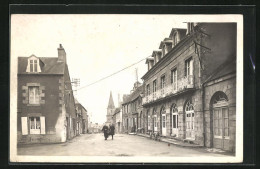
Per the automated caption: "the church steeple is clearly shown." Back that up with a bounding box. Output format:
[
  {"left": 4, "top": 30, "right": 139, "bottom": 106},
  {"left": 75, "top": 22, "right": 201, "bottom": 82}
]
[{"left": 107, "top": 91, "right": 115, "bottom": 109}]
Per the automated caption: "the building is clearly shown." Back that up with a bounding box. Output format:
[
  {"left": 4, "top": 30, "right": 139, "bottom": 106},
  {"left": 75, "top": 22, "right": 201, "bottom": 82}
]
[
  {"left": 75, "top": 98, "right": 88, "bottom": 134},
  {"left": 122, "top": 82, "right": 144, "bottom": 133},
  {"left": 106, "top": 91, "right": 115, "bottom": 124},
  {"left": 141, "top": 23, "right": 236, "bottom": 152},
  {"left": 17, "top": 44, "right": 77, "bottom": 143}
]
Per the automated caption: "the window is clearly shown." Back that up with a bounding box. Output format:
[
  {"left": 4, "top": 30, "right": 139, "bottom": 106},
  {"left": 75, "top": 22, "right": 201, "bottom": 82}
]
[
  {"left": 29, "top": 86, "right": 40, "bottom": 104},
  {"left": 154, "top": 116, "right": 157, "bottom": 127},
  {"left": 162, "top": 115, "right": 166, "bottom": 128},
  {"left": 185, "top": 58, "right": 193, "bottom": 76},
  {"left": 173, "top": 114, "right": 178, "bottom": 128},
  {"left": 171, "top": 69, "right": 177, "bottom": 90},
  {"left": 29, "top": 59, "right": 38, "bottom": 72},
  {"left": 21, "top": 116, "right": 45, "bottom": 135},
  {"left": 161, "top": 75, "right": 165, "bottom": 89},
  {"left": 146, "top": 84, "right": 150, "bottom": 96},
  {"left": 30, "top": 117, "right": 40, "bottom": 130},
  {"left": 153, "top": 80, "right": 157, "bottom": 93}
]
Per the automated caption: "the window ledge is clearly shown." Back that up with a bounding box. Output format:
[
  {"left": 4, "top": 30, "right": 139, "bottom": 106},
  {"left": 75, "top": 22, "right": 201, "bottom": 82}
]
[{"left": 27, "top": 104, "right": 41, "bottom": 106}]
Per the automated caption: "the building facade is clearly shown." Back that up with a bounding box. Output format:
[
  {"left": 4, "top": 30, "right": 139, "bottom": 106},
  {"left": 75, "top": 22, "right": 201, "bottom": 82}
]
[
  {"left": 141, "top": 23, "right": 236, "bottom": 152},
  {"left": 122, "top": 82, "right": 144, "bottom": 133},
  {"left": 75, "top": 98, "right": 88, "bottom": 134},
  {"left": 17, "top": 44, "right": 77, "bottom": 144}
]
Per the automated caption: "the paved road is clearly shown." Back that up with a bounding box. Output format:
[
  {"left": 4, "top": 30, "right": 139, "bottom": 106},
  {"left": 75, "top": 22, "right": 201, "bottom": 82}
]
[{"left": 18, "top": 133, "right": 232, "bottom": 157}]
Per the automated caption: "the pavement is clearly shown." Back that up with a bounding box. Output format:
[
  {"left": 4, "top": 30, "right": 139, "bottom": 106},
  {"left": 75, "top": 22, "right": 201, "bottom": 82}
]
[{"left": 17, "top": 133, "right": 234, "bottom": 157}]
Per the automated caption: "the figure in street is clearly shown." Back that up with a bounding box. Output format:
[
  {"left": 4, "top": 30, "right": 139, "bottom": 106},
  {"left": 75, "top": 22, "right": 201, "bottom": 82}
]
[
  {"left": 109, "top": 124, "right": 115, "bottom": 140},
  {"left": 101, "top": 124, "right": 109, "bottom": 140}
]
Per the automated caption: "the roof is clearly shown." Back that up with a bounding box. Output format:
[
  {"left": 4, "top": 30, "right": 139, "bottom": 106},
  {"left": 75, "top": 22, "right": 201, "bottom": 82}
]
[
  {"left": 207, "top": 58, "right": 236, "bottom": 82},
  {"left": 107, "top": 91, "right": 115, "bottom": 109},
  {"left": 145, "top": 57, "right": 154, "bottom": 64},
  {"left": 122, "top": 85, "right": 144, "bottom": 105},
  {"left": 169, "top": 28, "right": 187, "bottom": 38},
  {"left": 113, "top": 107, "right": 121, "bottom": 115},
  {"left": 18, "top": 56, "right": 65, "bottom": 75}
]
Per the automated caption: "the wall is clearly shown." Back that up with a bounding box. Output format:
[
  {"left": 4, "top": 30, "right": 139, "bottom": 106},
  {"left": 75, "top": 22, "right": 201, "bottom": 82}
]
[
  {"left": 204, "top": 74, "right": 236, "bottom": 152},
  {"left": 17, "top": 74, "right": 65, "bottom": 143}
]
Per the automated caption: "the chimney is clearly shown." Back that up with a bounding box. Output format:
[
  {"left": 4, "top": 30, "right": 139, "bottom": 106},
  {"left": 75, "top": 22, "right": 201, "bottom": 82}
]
[{"left": 57, "top": 44, "right": 66, "bottom": 63}]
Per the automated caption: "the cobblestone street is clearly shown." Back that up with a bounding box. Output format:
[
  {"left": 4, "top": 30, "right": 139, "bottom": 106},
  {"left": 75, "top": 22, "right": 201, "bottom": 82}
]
[{"left": 18, "top": 134, "right": 233, "bottom": 157}]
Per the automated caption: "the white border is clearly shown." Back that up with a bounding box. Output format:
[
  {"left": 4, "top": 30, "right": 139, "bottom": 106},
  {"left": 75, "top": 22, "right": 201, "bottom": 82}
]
[{"left": 10, "top": 14, "right": 243, "bottom": 163}]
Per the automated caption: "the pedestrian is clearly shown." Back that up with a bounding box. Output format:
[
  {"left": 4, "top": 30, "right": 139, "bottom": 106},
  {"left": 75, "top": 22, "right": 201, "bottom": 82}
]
[
  {"left": 109, "top": 124, "right": 115, "bottom": 140},
  {"left": 101, "top": 124, "right": 109, "bottom": 140}
]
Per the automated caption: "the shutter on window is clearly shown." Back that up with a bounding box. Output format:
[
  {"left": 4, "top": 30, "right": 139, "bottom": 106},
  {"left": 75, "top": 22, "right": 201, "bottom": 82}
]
[
  {"left": 40, "top": 116, "right": 45, "bottom": 134},
  {"left": 21, "top": 117, "right": 28, "bottom": 135}
]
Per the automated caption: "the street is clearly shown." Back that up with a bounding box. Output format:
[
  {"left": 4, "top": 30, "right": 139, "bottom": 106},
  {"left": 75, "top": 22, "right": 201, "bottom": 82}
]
[{"left": 18, "top": 134, "right": 233, "bottom": 157}]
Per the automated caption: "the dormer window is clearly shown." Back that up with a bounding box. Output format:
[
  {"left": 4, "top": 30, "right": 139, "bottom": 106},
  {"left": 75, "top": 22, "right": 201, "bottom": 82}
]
[
  {"left": 30, "top": 60, "right": 38, "bottom": 72},
  {"left": 26, "top": 55, "right": 41, "bottom": 73}
]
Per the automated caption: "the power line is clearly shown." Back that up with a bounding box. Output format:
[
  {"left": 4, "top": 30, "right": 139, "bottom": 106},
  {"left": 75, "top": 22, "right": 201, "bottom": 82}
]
[{"left": 77, "top": 56, "right": 150, "bottom": 91}]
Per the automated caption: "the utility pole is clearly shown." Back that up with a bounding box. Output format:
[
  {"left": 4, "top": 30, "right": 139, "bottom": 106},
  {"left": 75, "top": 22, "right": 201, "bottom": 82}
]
[{"left": 72, "top": 78, "right": 80, "bottom": 98}]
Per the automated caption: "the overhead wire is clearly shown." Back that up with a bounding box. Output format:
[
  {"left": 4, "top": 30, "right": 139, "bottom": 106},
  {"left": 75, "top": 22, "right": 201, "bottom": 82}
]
[{"left": 76, "top": 55, "right": 151, "bottom": 91}]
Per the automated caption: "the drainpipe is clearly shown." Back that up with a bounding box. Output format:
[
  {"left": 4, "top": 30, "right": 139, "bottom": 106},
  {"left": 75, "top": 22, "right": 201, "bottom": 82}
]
[{"left": 202, "top": 82, "right": 206, "bottom": 147}]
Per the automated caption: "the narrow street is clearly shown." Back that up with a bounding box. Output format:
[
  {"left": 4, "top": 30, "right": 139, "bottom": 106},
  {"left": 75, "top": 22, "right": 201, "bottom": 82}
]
[{"left": 18, "top": 134, "right": 233, "bottom": 157}]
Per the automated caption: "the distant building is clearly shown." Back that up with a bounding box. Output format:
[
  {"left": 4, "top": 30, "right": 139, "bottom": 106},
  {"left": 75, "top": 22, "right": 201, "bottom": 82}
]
[
  {"left": 122, "top": 82, "right": 144, "bottom": 133},
  {"left": 17, "top": 44, "right": 77, "bottom": 144},
  {"left": 75, "top": 98, "right": 88, "bottom": 134},
  {"left": 106, "top": 91, "right": 115, "bottom": 124}
]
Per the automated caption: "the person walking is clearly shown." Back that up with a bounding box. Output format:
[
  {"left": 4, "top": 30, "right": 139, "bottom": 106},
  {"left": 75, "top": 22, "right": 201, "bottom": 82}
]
[
  {"left": 109, "top": 124, "right": 115, "bottom": 140},
  {"left": 101, "top": 124, "right": 109, "bottom": 140}
]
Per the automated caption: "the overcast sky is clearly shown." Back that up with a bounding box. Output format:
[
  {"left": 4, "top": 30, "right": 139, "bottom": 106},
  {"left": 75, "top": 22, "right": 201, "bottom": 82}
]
[{"left": 11, "top": 14, "right": 189, "bottom": 124}]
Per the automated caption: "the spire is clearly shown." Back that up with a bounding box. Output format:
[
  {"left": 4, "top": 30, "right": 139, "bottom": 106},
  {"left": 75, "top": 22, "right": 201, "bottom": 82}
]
[{"left": 107, "top": 91, "right": 115, "bottom": 109}]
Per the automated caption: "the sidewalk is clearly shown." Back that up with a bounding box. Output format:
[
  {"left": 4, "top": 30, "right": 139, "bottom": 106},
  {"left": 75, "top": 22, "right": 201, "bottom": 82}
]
[{"left": 136, "top": 133, "right": 203, "bottom": 148}]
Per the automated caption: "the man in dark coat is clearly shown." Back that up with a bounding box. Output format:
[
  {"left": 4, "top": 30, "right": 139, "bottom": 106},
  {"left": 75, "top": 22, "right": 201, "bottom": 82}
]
[
  {"left": 101, "top": 124, "right": 109, "bottom": 140},
  {"left": 109, "top": 124, "right": 115, "bottom": 140}
]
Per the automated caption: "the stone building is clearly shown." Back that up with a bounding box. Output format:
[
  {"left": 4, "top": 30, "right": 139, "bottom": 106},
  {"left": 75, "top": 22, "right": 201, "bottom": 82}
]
[
  {"left": 122, "top": 82, "right": 144, "bottom": 133},
  {"left": 17, "top": 44, "right": 77, "bottom": 143},
  {"left": 141, "top": 23, "right": 236, "bottom": 152},
  {"left": 106, "top": 91, "right": 115, "bottom": 124},
  {"left": 75, "top": 98, "right": 89, "bottom": 134}
]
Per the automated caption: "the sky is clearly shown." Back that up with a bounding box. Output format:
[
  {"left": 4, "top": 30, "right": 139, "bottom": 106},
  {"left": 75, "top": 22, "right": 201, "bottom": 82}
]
[{"left": 11, "top": 14, "right": 187, "bottom": 124}]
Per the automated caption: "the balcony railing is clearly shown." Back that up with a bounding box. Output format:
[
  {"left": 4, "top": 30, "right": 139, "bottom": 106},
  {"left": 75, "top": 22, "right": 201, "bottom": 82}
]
[{"left": 142, "top": 75, "right": 194, "bottom": 104}]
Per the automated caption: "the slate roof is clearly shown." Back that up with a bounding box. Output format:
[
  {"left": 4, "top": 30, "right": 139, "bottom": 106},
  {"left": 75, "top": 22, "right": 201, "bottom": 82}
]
[
  {"left": 206, "top": 58, "right": 236, "bottom": 83},
  {"left": 122, "top": 84, "right": 144, "bottom": 105},
  {"left": 18, "top": 57, "right": 65, "bottom": 75}
]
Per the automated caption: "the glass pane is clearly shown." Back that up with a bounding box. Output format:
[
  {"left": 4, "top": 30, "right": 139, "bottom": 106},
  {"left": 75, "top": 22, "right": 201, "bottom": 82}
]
[
  {"left": 219, "top": 127, "right": 222, "bottom": 136},
  {"left": 224, "top": 108, "right": 228, "bottom": 118},
  {"left": 214, "top": 110, "right": 218, "bottom": 119},
  {"left": 36, "top": 117, "right": 40, "bottom": 129},
  {"left": 173, "top": 115, "right": 176, "bottom": 128},
  {"left": 176, "top": 115, "right": 178, "bottom": 128},
  {"left": 225, "top": 128, "right": 229, "bottom": 136},
  {"left": 219, "top": 111, "right": 222, "bottom": 118},
  {"left": 214, "top": 119, "right": 218, "bottom": 128},
  {"left": 30, "top": 117, "right": 35, "bottom": 129},
  {"left": 224, "top": 118, "right": 229, "bottom": 128}
]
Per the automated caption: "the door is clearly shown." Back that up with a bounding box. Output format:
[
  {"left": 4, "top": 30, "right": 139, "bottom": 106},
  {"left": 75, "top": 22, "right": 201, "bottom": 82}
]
[
  {"left": 186, "top": 110, "right": 195, "bottom": 139},
  {"left": 172, "top": 113, "right": 178, "bottom": 137},
  {"left": 161, "top": 114, "right": 166, "bottom": 136},
  {"left": 153, "top": 115, "right": 157, "bottom": 132},
  {"left": 213, "top": 107, "right": 229, "bottom": 150}
]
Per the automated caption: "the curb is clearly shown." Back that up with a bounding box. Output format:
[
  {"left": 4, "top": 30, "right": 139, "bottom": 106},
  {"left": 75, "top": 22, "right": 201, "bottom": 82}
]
[{"left": 136, "top": 134, "right": 203, "bottom": 148}]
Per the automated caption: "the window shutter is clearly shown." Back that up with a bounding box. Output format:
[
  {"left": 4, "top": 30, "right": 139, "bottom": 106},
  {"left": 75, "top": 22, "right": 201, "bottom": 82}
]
[
  {"left": 190, "top": 59, "right": 193, "bottom": 75},
  {"left": 40, "top": 116, "right": 45, "bottom": 134},
  {"left": 21, "top": 117, "right": 28, "bottom": 135}
]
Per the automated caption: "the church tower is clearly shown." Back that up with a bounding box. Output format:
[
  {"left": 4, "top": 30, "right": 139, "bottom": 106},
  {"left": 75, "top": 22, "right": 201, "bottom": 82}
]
[{"left": 106, "top": 91, "right": 115, "bottom": 124}]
